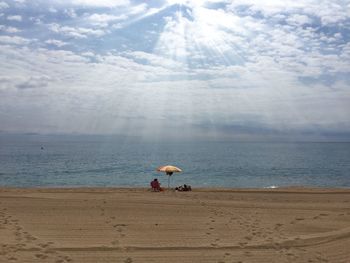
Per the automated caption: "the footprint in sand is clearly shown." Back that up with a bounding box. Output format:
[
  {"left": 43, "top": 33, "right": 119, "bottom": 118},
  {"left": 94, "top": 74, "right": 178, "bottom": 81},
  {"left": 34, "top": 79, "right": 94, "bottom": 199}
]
[
  {"left": 111, "top": 240, "right": 119, "bottom": 246},
  {"left": 220, "top": 253, "right": 233, "bottom": 263},
  {"left": 244, "top": 251, "right": 252, "bottom": 257},
  {"left": 238, "top": 241, "right": 247, "bottom": 247},
  {"left": 105, "top": 218, "right": 128, "bottom": 242},
  {"left": 3, "top": 212, "right": 72, "bottom": 263},
  {"left": 35, "top": 253, "right": 49, "bottom": 259},
  {"left": 229, "top": 216, "right": 237, "bottom": 222},
  {"left": 55, "top": 255, "right": 73, "bottom": 263},
  {"left": 244, "top": 236, "right": 252, "bottom": 241},
  {"left": 124, "top": 257, "right": 133, "bottom": 263},
  {"left": 38, "top": 243, "right": 50, "bottom": 249}
]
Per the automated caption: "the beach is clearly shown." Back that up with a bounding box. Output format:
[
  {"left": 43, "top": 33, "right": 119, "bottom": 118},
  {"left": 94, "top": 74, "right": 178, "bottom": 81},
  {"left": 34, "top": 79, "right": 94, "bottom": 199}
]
[{"left": 0, "top": 188, "right": 349, "bottom": 263}]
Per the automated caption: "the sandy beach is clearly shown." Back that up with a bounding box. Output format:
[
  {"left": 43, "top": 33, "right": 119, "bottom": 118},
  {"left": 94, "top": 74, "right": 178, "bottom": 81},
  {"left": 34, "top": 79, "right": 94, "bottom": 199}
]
[{"left": 0, "top": 188, "right": 349, "bottom": 263}]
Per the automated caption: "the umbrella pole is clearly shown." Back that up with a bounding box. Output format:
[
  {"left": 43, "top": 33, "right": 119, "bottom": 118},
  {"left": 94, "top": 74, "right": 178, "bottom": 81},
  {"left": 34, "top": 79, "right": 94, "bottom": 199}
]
[{"left": 168, "top": 175, "right": 170, "bottom": 189}]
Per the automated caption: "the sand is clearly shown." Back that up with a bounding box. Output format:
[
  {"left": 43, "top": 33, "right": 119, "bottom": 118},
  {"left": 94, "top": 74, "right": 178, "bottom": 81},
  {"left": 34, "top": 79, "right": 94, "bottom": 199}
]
[{"left": 0, "top": 187, "right": 350, "bottom": 263}]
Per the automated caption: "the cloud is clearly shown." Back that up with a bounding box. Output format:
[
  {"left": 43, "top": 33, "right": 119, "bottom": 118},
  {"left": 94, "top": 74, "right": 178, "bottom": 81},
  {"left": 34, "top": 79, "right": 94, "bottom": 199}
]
[
  {"left": 0, "top": 35, "right": 31, "bottom": 45},
  {"left": 0, "top": 1, "right": 9, "bottom": 9},
  {"left": 45, "top": 39, "right": 68, "bottom": 47},
  {"left": 63, "top": 8, "right": 77, "bottom": 18},
  {"left": 286, "top": 14, "right": 312, "bottom": 26},
  {"left": 0, "top": 26, "right": 21, "bottom": 33},
  {"left": 128, "top": 3, "right": 148, "bottom": 15},
  {"left": 71, "top": 0, "right": 130, "bottom": 8},
  {"left": 226, "top": 0, "right": 349, "bottom": 25},
  {"left": 48, "top": 23, "right": 106, "bottom": 38},
  {"left": 1, "top": 41, "right": 348, "bottom": 135},
  {"left": 88, "top": 13, "right": 128, "bottom": 22},
  {"left": 15, "top": 76, "right": 52, "bottom": 90},
  {"left": 124, "top": 51, "right": 184, "bottom": 69},
  {"left": 7, "top": 15, "right": 22, "bottom": 21},
  {"left": 87, "top": 13, "right": 128, "bottom": 27},
  {"left": 0, "top": 0, "right": 349, "bottom": 139}
]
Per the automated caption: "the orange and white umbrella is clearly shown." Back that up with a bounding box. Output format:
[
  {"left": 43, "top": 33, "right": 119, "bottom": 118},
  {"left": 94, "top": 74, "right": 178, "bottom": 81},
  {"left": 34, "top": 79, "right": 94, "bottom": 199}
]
[{"left": 156, "top": 165, "right": 182, "bottom": 188}]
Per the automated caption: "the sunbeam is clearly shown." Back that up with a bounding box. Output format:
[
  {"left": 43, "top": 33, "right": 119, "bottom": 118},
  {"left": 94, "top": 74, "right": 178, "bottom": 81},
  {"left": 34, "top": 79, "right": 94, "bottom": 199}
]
[{"left": 0, "top": 0, "right": 349, "bottom": 141}]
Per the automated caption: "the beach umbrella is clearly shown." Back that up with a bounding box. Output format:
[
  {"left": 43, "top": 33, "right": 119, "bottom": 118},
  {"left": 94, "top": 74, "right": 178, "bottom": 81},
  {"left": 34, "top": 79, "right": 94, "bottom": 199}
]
[{"left": 156, "top": 165, "right": 182, "bottom": 188}]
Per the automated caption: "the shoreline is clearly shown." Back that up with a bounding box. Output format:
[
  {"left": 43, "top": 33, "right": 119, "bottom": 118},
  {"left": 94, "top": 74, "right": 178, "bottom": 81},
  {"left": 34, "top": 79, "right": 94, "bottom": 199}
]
[
  {"left": 1, "top": 186, "right": 350, "bottom": 193},
  {"left": 1, "top": 187, "right": 350, "bottom": 262}
]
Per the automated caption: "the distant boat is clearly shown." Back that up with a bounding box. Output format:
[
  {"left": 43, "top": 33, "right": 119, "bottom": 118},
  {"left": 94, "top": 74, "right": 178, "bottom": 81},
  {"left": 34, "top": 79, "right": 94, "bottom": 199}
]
[{"left": 41, "top": 146, "right": 44, "bottom": 150}]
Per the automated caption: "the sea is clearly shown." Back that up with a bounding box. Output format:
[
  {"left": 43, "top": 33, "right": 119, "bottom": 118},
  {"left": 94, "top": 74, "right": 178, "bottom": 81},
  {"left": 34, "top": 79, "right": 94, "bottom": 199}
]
[{"left": 0, "top": 134, "right": 349, "bottom": 188}]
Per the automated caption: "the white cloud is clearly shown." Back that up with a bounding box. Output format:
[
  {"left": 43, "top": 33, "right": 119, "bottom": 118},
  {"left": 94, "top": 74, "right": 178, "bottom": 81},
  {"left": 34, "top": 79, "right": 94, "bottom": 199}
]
[
  {"left": 45, "top": 39, "right": 68, "bottom": 47},
  {"left": 286, "top": 14, "right": 312, "bottom": 26},
  {"left": 7, "top": 15, "right": 22, "bottom": 21},
  {"left": 1, "top": 26, "right": 21, "bottom": 33},
  {"left": 88, "top": 13, "right": 127, "bottom": 22},
  {"left": 128, "top": 3, "right": 148, "bottom": 15},
  {"left": 0, "top": 35, "right": 31, "bottom": 45},
  {"left": 87, "top": 13, "right": 128, "bottom": 27},
  {"left": 1, "top": 38, "right": 349, "bottom": 136},
  {"left": 124, "top": 51, "right": 184, "bottom": 69},
  {"left": 227, "top": 0, "right": 306, "bottom": 16},
  {"left": 48, "top": 23, "right": 106, "bottom": 38},
  {"left": 227, "top": 0, "right": 349, "bottom": 25},
  {"left": 71, "top": 0, "right": 130, "bottom": 8},
  {"left": 0, "top": 1, "right": 9, "bottom": 9},
  {"left": 0, "top": 0, "right": 349, "bottom": 138},
  {"left": 64, "top": 8, "right": 77, "bottom": 18},
  {"left": 81, "top": 51, "right": 95, "bottom": 57}
]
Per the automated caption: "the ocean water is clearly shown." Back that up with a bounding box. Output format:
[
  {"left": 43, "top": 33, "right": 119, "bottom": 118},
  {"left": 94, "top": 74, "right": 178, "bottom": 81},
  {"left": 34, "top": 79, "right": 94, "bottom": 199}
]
[{"left": 0, "top": 135, "right": 349, "bottom": 188}]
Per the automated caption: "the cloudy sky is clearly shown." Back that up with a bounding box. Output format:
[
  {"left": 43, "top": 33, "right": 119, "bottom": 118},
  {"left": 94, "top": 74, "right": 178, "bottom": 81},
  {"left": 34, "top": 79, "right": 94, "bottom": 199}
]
[{"left": 0, "top": 0, "right": 350, "bottom": 140}]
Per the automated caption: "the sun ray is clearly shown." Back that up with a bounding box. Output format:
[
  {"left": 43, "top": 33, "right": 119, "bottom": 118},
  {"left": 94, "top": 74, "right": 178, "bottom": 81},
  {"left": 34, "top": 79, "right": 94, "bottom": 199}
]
[{"left": 115, "top": 5, "right": 169, "bottom": 29}]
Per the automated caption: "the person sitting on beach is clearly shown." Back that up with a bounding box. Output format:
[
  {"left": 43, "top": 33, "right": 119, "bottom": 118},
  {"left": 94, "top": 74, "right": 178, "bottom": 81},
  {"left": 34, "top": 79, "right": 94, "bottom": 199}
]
[
  {"left": 183, "top": 184, "right": 192, "bottom": 191},
  {"left": 150, "top": 178, "right": 161, "bottom": 192},
  {"left": 175, "top": 184, "right": 192, "bottom": 191},
  {"left": 175, "top": 185, "right": 183, "bottom": 191}
]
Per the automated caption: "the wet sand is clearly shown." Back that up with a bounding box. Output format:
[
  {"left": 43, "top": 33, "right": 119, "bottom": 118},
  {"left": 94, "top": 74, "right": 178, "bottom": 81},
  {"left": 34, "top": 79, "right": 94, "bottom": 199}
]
[{"left": 0, "top": 187, "right": 350, "bottom": 263}]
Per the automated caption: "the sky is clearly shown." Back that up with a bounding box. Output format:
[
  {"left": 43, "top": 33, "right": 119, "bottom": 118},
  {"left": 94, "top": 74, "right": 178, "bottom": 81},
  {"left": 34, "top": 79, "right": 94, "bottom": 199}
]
[{"left": 0, "top": 0, "right": 350, "bottom": 141}]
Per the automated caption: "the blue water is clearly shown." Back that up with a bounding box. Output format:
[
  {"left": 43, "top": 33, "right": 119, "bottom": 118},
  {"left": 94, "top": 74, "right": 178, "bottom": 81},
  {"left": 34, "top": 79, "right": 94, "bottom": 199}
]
[{"left": 0, "top": 135, "right": 349, "bottom": 188}]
